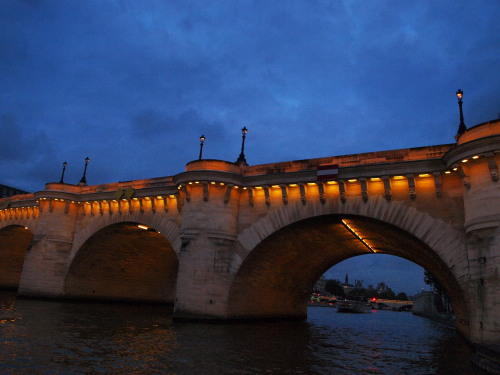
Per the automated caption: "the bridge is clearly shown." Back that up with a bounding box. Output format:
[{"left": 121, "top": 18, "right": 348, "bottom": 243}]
[
  {"left": 373, "top": 298, "right": 413, "bottom": 311},
  {"left": 0, "top": 119, "right": 499, "bottom": 350}
]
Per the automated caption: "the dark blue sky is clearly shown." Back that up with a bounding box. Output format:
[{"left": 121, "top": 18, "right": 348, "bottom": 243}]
[{"left": 1, "top": 1, "right": 499, "bottom": 294}]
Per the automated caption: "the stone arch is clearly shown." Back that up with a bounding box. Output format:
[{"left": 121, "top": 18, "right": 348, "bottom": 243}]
[
  {"left": 229, "top": 197, "right": 469, "bottom": 335},
  {"left": 64, "top": 219, "right": 179, "bottom": 304},
  {"left": 70, "top": 211, "right": 182, "bottom": 260},
  {"left": 0, "top": 224, "right": 34, "bottom": 290},
  {"left": 235, "top": 197, "right": 465, "bottom": 266},
  {"left": 0, "top": 216, "right": 39, "bottom": 234}
]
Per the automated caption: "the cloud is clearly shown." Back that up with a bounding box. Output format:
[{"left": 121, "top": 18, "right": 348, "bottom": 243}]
[{"left": 0, "top": 115, "right": 27, "bottom": 161}]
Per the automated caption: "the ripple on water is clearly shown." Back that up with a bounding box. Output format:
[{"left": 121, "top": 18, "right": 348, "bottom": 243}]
[{"left": 0, "top": 293, "right": 486, "bottom": 375}]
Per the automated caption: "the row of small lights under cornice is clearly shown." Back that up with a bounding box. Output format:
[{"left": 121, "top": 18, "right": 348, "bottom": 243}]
[
  {"left": 34, "top": 195, "right": 179, "bottom": 206},
  {"left": 0, "top": 206, "right": 38, "bottom": 211},
  {"left": 450, "top": 154, "right": 481, "bottom": 171},
  {"left": 177, "top": 169, "right": 463, "bottom": 191},
  {"left": 5, "top": 156, "right": 483, "bottom": 209}
]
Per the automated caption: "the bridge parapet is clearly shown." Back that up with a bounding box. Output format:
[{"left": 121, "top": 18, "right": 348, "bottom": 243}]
[
  {"left": 242, "top": 144, "right": 453, "bottom": 176},
  {"left": 0, "top": 193, "right": 39, "bottom": 223},
  {"left": 456, "top": 120, "right": 500, "bottom": 146},
  {"left": 175, "top": 146, "right": 460, "bottom": 208}
]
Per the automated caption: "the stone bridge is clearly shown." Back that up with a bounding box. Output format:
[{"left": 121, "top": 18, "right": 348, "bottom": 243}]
[{"left": 1, "top": 119, "right": 499, "bottom": 348}]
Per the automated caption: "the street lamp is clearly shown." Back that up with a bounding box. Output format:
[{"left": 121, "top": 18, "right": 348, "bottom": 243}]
[
  {"left": 236, "top": 126, "right": 248, "bottom": 165},
  {"left": 198, "top": 135, "right": 206, "bottom": 160},
  {"left": 456, "top": 89, "right": 467, "bottom": 136},
  {"left": 79, "top": 157, "right": 90, "bottom": 185},
  {"left": 59, "top": 161, "right": 68, "bottom": 184}
]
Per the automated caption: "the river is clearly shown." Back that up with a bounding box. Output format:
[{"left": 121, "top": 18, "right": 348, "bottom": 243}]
[{"left": 0, "top": 292, "right": 485, "bottom": 374}]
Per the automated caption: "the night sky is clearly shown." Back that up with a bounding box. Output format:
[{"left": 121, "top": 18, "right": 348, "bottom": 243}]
[{"left": 2, "top": 1, "right": 499, "bottom": 295}]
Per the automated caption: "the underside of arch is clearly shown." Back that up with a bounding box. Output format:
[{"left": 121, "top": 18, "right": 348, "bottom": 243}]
[
  {"left": 0, "top": 225, "right": 33, "bottom": 290},
  {"left": 64, "top": 222, "right": 178, "bottom": 304},
  {"left": 228, "top": 215, "right": 467, "bottom": 327}
]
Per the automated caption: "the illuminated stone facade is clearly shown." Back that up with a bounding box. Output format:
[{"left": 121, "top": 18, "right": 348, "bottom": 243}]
[{"left": 0, "top": 119, "right": 499, "bottom": 348}]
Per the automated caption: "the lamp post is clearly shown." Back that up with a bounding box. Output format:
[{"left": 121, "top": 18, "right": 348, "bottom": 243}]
[
  {"left": 79, "top": 157, "right": 90, "bottom": 185},
  {"left": 59, "top": 161, "right": 68, "bottom": 184},
  {"left": 236, "top": 126, "right": 248, "bottom": 165},
  {"left": 198, "top": 135, "right": 206, "bottom": 160},
  {"left": 456, "top": 89, "right": 467, "bottom": 136}
]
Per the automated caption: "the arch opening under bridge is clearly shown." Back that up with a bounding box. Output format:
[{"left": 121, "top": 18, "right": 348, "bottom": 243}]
[
  {"left": 64, "top": 222, "right": 179, "bottom": 304},
  {"left": 228, "top": 214, "right": 469, "bottom": 335},
  {"left": 0, "top": 225, "right": 33, "bottom": 290}
]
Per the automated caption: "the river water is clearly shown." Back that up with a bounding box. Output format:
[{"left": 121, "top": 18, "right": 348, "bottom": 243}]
[{"left": 0, "top": 292, "right": 484, "bottom": 375}]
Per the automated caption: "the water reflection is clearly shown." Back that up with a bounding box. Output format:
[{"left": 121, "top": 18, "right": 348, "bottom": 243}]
[{"left": 0, "top": 292, "right": 484, "bottom": 374}]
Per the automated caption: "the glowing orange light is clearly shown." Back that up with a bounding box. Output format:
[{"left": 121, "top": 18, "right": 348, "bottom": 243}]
[{"left": 341, "top": 219, "right": 376, "bottom": 253}]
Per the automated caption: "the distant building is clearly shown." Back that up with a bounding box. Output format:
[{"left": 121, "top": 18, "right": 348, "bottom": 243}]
[
  {"left": 412, "top": 291, "right": 435, "bottom": 314},
  {"left": 314, "top": 275, "right": 327, "bottom": 294},
  {"left": 342, "top": 273, "right": 354, "bottom": 295},
  {"left": 0, "top": 184, "right": 28, "bottom": 198}
]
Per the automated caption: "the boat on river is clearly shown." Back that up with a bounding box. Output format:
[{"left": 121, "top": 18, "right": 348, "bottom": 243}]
[{"left": 336, "top": 300, "right": 372, "bottom": 313}]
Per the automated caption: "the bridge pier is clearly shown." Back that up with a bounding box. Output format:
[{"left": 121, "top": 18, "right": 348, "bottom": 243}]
[
  {"left": 464, "top": 226, "right": 500, "bottom": 345},
  {"left": 173, "top": 160, "right": 242, "bottom": 320},
  {"left": 445, "top": 121, "right": 500, "bottom": 345},
  {"left": 18, "top": 197, "right": 77, "bottom": 298},
  {"left": 174, "top": 234, "right": 234, "bottom": 319}
]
